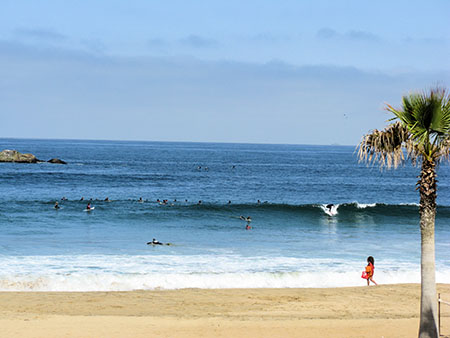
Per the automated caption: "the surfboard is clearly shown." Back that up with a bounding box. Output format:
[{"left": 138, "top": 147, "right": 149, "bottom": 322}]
[{"left": 84, "top": 207, "right": 95, "bottom": 212}]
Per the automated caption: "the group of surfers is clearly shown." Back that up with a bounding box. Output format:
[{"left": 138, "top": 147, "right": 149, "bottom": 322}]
[{"left": 53, "top": 198, "right": 254, "bottom": 229}]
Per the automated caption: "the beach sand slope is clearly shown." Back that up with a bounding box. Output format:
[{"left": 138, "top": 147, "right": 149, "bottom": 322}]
[{"left": 0, "top": 284, "right": 449, "bottom": 338}]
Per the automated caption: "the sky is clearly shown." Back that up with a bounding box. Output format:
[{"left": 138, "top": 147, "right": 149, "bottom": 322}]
[{"left": 1, "top": 0, "right": 449, "bottom": 145}]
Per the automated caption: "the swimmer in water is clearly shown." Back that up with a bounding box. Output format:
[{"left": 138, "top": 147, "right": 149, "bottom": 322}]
[
  {"left": 138, "top": 197, "right": 143, "bottom": 203},
  {"left": 54, "top": 201, "right": 60, "bottom": 209},
  {"left": 80, "top": 197, "right": 84, "bottom": 201}
]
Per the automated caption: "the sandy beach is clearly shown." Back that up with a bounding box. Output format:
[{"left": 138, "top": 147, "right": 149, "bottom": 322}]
[{"left": 0, "top": 284, "right": 448, "bottom": 338}]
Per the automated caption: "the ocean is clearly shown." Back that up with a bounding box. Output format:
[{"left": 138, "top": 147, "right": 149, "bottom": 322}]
[{"left": 0, "top": 138, "right": 449, "bottom": 291}]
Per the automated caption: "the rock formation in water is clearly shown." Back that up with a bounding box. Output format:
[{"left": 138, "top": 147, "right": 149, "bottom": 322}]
[
  {"left": 0, "top": 150, "right": 67, "bottom": 164},
  {"left": 47, "top": 158, "right": 67, "bottom": 164},
  {"left": 0, "top": 149, "right": 41, "bottom": 163}
]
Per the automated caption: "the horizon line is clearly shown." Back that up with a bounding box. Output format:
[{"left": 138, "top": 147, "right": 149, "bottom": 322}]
[{"left": 0, "top": 136, "right": 356, "bottom": 147}]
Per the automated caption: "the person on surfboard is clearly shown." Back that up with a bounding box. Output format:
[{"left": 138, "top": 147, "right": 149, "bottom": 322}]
[{"left": 147, "top": 238, "right": 163, "bottom": 245}]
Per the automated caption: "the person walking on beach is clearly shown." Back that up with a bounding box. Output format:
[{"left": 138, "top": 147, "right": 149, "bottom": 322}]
[{"left": 363, "top": 256, "right": 378, "bottom": 286}]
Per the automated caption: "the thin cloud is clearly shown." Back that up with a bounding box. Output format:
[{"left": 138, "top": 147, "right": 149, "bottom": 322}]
[
  {"left": 179, "top": 34, "right": 218, "bottom": 48},
  {"left": 316, "top": 28, "right": 380, "bottom": 42},
  {"left": 316, "top": 28, "right": 338, "bottom": 40},
  {"left": 345, "top": 30, "right": 380, "bottom": 42},
  {"left": 14, "top": 28, "right": 67, "bottom": 41},
  {"left": 0, "top": 40, "right": 448, "bottom": 144}
]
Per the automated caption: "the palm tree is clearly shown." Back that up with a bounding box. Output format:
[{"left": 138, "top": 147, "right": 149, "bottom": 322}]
[{"left": 357, "top": 88, "right": 450, "bottom": 338}]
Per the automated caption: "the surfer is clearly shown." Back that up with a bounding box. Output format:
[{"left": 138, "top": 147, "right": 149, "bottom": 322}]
[
  {"left": 86, "top": 203, "right": 92, "bottom": 210},
  {"left": 322, "top": 203, "right": 338, "bottom": 216},
  {"left": 54, "top": 201, "right": 60, "bottom": 209},
  {"left": 80, "top": 197, "right": 84, "bottom": 201},
  {"left": 147, "top": 238, "right": 163, "bottom": 245},
  {"left": 104, "top": 197, "right": 110, "bottom": 202},
  {"left": 240, "top": 216, "right": 252, "bottom": 227},
  {"left": 138, "top": 197, "right": 143, "bottom": 203}
]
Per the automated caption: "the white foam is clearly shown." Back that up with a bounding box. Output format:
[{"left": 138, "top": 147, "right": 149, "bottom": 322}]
[
  {"left": 1, "top": 254, "right": 449, "bottom": 291},
  {"left": 355, "top": 203, "right": 377, "bottom": 209}
]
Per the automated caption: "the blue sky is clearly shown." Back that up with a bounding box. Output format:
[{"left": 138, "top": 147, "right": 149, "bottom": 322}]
[{"left": 1, "top": 0, "right": 449, "bottom": 145}]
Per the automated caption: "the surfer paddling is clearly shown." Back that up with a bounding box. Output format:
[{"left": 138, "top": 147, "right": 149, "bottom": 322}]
[{"left": 147, "top": 238, "right": 171, "bottom": 246}]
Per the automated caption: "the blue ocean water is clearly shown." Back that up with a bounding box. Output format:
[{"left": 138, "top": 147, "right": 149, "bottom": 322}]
[{"left": 0, "top": 138, "right": 449, "bottom": 291}]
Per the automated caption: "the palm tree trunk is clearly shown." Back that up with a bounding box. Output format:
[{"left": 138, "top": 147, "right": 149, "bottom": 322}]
[{"left": 418, "top": 159, "right": 438, "bottom": 338}]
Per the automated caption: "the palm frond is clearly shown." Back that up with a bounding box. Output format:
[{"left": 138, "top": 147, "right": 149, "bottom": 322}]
[
  {"left": 357, "top": 122, "right": 412, "bottom": 169},
  {"left": 386, "top": 88, "right": 450, "bottom": 161}
]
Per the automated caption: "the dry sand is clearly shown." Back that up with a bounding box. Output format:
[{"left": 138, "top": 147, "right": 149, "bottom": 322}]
[{"left": 0, "top": 284, "right": 449, "bottom": 338}]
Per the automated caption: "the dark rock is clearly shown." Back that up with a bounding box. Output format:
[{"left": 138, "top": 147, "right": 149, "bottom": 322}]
[
  {"left": 0, "top": 149, "right": 42, "bottom": 163},
  {"left": 47, "top": 158, "right": 67, "bottom": 164}
]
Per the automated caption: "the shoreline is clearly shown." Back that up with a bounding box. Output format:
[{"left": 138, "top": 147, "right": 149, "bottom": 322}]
[{"left": 1, "top": 284, "right": 449, "bottom": 337}]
